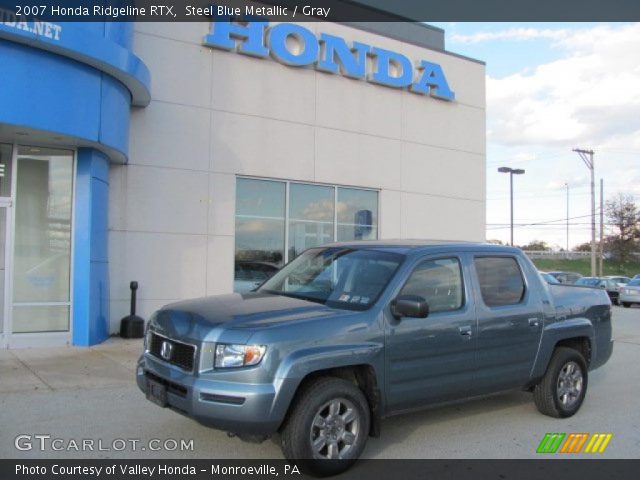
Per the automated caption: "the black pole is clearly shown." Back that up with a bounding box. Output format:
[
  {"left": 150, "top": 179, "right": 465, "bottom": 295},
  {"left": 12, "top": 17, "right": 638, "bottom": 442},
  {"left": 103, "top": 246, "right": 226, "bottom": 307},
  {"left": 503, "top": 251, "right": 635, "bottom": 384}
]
[
  {"left": 120, "top": 280, "right": 144, "bottom": 338},
  {"left": 130, "top": 281, "right": 138, "bottom": 316}
]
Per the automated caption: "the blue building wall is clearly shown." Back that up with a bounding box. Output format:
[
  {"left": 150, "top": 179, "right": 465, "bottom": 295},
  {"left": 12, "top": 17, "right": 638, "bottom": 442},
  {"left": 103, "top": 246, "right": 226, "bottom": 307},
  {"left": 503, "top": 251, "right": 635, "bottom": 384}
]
[
  {"left": 73, "top": 149, "right": 110, "bottom": 345},
  {"left": 0, "top": 21, "right": 150, "bottom": 345}
]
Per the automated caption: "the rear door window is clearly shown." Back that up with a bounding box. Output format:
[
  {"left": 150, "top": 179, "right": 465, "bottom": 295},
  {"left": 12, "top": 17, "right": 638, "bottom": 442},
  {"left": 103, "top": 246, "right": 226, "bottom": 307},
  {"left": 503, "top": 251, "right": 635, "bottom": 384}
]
[{"left": 474, "top": 256, "right": 525, "bottom": 307}]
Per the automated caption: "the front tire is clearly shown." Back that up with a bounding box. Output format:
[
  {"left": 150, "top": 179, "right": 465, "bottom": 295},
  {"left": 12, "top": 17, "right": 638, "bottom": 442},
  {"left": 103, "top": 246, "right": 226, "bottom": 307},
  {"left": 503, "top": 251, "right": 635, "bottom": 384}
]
[
  {"left": 281, "top": 377, "right": 370, "bottom": 477},
  {"left": 533, "top": 347, "right": 588, "bottom": 418},
  {"left": 622, "top": 302, "right": 631, "bottom": 308}
]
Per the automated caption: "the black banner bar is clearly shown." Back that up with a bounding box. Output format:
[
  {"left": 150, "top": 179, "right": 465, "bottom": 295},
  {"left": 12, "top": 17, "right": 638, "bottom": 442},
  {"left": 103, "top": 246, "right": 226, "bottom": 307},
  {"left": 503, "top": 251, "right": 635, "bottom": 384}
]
[
  {"left": 1, "top": 0, "right": 640, "bottom": 22},
  {"left": 2, "top": 459, "right": 640, "bottom": 480}
]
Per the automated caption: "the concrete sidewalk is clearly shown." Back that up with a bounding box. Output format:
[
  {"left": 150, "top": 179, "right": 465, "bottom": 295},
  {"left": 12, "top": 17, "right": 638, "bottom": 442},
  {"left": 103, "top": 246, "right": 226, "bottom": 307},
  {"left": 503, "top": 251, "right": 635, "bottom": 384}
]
[{"left": 0, "top": 337, "right": 142, "bottom": 394}]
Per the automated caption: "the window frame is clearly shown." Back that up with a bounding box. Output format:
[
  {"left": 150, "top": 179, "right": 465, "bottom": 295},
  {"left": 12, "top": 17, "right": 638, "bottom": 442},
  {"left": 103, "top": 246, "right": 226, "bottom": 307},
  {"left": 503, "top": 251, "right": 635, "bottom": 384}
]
[
  {"left": 396, "top": 256, "right": 467, "bottom": 315},
  {"left": 473, "top": 255, "right": 528, "bottom": 308},
  {"left": 235, "top": 176, "right": 379, "bottom": 265}
]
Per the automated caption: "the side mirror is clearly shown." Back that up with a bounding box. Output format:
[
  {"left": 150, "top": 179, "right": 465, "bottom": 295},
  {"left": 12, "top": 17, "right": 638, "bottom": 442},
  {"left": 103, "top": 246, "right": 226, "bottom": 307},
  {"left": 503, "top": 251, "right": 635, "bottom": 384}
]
[{"left": 391, "top": 295, "right": 429, "bottom": 319}]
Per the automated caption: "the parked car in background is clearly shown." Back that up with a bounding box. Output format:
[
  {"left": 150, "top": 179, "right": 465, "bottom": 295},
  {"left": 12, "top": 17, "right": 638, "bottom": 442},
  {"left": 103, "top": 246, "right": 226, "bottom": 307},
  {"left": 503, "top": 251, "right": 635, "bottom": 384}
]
[
  {"left": 539, "top": 272, "right": 560, "bottom": 284},
  {"left": 548, "top": 271, "right": 583, "bottom": 284},
  {"left": 233, "top": 261, "right": 280, "bottom": 293},
  {"left": 604, "top": 276, "right": 631, "bottom": 286},
  {"left": 620, "top": 278, "right": 640, "bottom": 308},
  {"left": 575, "top": 277, "right": 601, "bottom": 287},
  {"left": 575, "top": 277, "right": 621, "bottom": 305}
]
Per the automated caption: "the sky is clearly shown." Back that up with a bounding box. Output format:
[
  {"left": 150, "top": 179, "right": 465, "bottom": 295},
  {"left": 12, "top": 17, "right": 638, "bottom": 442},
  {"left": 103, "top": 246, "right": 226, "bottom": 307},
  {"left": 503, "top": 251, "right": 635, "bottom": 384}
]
[{"left": 430, "top": 22, "right": 640, "bottom": 250}]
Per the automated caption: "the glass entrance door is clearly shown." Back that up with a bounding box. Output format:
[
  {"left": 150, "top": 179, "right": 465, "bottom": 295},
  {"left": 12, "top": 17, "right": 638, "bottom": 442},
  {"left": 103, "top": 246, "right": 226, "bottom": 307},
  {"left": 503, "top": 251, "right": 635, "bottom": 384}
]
[
  {"left": 0, "top": 144, "right": 13, "bottom": 344},
  {"left": 11, "top": 146, "right": 74, "bottom": 335}
]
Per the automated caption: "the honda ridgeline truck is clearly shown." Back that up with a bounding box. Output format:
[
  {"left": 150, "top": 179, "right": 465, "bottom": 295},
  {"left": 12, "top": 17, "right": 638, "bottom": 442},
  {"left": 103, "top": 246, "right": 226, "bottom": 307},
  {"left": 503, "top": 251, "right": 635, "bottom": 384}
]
[{"left": 137, "top": 242, "right": 613, "bottom": 475}]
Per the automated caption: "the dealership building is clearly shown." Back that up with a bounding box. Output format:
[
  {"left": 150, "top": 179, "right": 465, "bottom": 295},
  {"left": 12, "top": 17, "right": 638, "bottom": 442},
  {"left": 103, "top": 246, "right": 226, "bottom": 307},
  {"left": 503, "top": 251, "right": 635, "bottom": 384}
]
[{"left": 0, "top": 6, "right": 485, "bottom": 348}]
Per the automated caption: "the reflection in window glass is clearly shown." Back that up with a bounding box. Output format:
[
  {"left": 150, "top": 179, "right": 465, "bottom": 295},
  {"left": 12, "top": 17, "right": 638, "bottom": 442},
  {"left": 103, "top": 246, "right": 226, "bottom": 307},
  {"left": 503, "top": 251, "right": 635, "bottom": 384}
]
[
  {"left": 288, "top": 183, "right": 334, "bottom": 261},
  {"left": 474, "top": 257, "right": 525, "bottom": 307},
  {"left": 233, "top": 178, "right": 379, "bottom": 293},
  {"left": 234, "top": 179, "right": 285, "bottom": 293},
  {"left": 259, "top": 247, "right": 403, "bottom": 311},
  {"left": 337, "top": 188, "right": 378, "bottom": 242},
  {"left": 400, "top": 258, "right": 464, "bottom": 313}
]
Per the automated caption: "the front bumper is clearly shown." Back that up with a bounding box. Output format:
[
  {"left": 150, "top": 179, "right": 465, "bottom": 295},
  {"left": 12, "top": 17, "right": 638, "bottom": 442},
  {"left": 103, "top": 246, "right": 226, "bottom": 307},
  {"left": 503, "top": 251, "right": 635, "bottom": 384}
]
[{"left": 136, "top": 354, "right": 293, "bottom": 435}]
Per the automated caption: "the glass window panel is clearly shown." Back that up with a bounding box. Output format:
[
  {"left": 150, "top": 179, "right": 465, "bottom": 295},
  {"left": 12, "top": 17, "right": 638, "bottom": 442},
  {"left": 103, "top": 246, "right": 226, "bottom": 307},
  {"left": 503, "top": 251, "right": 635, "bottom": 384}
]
[
  {"left": 288, "top": 183, "right": 334, "bottom": 260},
  {"left": 236, "top": 178, "right": 285, "bottom": 218},
  {"left": 337, "top": 188, "right": 378, "bottom": 241},
  {"left": 13, "top": 147, "right": 73, "bottom": 304},
  {"left": 234, "top": 179, "right": 286, "bottom": 293},
  {"left": 337, "top": 225, "right": 378, "bottom": 243},
  {"left": 12, "top": 305, "right": 69, "bottom": 333}
]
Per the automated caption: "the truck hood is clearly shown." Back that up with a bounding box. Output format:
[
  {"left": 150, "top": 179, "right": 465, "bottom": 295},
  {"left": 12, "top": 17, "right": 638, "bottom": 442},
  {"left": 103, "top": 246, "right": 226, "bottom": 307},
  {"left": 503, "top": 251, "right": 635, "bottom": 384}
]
[{"left": 151, "top": 292, "right": 351, "bottom": 340}]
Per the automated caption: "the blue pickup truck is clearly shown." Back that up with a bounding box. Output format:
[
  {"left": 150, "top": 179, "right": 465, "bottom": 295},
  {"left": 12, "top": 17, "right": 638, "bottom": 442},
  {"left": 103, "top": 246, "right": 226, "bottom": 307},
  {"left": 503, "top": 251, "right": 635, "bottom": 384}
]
[{"left": 137, "top": 242, "right": 613, "bottom": 475}]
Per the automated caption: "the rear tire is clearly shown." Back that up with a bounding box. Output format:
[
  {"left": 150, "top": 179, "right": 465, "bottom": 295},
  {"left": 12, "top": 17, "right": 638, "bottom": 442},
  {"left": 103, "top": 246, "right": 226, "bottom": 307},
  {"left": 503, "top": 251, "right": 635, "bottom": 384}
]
[
  {"left": 280, "top": 377, "right": 370, "bottom": 477},
  {"left": 622, "top": 302, "right": 631, "bottom": 308},
  {"left": 533, "top": 347, "right": 588, "bottom": 418}
]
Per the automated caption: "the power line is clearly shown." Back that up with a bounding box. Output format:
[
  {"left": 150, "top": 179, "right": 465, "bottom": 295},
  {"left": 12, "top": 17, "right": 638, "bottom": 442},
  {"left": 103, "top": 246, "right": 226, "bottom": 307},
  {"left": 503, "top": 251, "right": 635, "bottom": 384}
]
[
  {"left": 487, "top": 212, "right": 596, "bottom": 226},
  {"left": 486, "top": 152, "right": 569, "bottom": 167}
]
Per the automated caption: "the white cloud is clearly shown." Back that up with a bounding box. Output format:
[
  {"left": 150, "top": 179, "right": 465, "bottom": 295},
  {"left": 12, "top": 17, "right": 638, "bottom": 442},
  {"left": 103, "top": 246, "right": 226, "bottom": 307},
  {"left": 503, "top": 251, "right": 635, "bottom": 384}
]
[
  {"left": 479, "top": 24, "right": 640, "bottom": 247},
  {"left": 487, "top": 24, "right": 640, "bottom": 149},
  {"left": 512, "top": 152, "right": 537, "bottom": 163}
]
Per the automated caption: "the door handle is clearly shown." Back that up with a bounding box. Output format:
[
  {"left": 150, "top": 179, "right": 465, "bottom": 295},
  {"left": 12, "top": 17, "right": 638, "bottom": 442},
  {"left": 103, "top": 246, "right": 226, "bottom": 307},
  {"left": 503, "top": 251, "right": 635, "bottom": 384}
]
[
  {"left": 528, "top": 318, "right": 540, "bottom": 327},
  {"left": 459, "top": 326, "right": 472, "bottom": 340}
]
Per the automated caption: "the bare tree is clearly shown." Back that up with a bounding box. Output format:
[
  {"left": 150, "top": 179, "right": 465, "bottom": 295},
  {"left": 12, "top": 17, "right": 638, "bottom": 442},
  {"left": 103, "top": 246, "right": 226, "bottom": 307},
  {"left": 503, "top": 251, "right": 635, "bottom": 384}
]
[{"left": 605, "top": 194, "right": 640, "bottom": 262}]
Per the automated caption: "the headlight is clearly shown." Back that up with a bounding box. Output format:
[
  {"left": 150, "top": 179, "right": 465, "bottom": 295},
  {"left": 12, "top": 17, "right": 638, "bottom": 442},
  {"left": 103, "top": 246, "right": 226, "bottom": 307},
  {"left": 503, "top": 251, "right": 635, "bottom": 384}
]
[
  {"left": 144, "top": 313, "right": 157, "bottom": 350},
  {"left": 215, "top": 344, "right": 266, "bottom": 368}
]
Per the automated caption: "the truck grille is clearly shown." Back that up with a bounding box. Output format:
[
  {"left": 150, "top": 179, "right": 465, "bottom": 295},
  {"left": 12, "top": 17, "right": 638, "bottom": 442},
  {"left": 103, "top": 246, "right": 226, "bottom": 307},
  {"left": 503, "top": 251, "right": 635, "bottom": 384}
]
[{"left": 148, "top": 332, "right": 196, "bottom": 372}]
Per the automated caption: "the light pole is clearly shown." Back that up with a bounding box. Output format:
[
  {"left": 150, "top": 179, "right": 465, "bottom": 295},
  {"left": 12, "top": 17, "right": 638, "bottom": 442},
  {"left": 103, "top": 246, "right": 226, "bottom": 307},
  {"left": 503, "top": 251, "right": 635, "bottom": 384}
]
[
  {"left": 498, "top": 167, "right": 525, "bottom": 246},
  {"left": 573, "top": 148, "right": 596, "bottom": 276}
]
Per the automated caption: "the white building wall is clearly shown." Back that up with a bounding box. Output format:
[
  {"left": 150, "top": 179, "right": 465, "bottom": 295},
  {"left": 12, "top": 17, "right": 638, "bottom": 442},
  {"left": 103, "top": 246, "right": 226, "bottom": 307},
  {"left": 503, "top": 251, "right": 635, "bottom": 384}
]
[{"left": 107, "top": 21, "right": 486, "bottom": 332}]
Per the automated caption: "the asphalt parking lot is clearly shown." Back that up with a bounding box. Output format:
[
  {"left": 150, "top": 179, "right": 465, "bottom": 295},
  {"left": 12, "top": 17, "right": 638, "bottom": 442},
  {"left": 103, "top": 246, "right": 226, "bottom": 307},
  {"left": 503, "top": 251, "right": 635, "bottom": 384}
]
[{"left": 1, "top": 306, "right": 638, "bottom": 460}]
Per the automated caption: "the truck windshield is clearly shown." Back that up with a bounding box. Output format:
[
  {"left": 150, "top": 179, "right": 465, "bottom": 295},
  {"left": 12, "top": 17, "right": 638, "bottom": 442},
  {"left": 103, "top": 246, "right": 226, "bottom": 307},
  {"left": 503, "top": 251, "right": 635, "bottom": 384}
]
[{"left": 258, "top": 247, "right": 405, "bottom": 310}]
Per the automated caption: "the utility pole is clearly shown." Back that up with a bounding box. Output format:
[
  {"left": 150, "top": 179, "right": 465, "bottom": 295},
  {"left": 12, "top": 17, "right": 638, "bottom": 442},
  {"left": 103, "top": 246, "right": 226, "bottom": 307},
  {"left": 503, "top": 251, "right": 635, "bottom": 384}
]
[
  {"left": 573, "top": 148, "right": 596, "bottom": 277},
  {"left": 599, "top": 178, "right": 604, "bottom": 276},
  {"left": 565, "top": 183, "right": 569, "bottom": 257}
]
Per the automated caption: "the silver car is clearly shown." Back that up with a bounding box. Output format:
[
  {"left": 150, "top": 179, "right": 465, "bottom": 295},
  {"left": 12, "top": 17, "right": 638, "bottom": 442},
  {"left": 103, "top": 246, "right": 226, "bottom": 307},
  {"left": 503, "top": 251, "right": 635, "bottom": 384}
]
[
  {"left": 619, "top": 278, "right": 640, "bottom": 308},
  {"left": 604, "top": 275, "right": 631, "bottom": 286}
]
